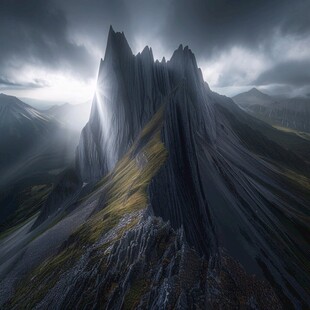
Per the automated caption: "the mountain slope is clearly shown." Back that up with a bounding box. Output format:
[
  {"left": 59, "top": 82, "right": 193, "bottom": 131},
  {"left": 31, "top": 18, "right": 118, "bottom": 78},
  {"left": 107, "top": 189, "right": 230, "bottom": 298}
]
[
  {"left": 0, "top": 93, "right": 71, "bottom": 177},
  {"left": 1, "top": 107, "right": 281, "bottom": 309},
  {"left": 0, "top": 94, "right": 79, "bottom": 227},
  {"left": 218, "top": 92, "right": 310, "bottom": 163},
  {"left": 45, "top": 101, "right": 91, "bottom": 132},
  {"left": 233, "top": 88, "right": 310, "bottom": 133},
  {"left": 1, "top": 27, "right": 309, "bottom": 309},
  {"left": 0, "top": 93, "right": 54, "bottom": 167}
]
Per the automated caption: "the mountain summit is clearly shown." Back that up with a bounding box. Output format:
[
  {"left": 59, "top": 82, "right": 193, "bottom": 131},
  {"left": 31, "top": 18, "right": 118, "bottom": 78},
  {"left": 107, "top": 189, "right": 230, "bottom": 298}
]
[
  {"left": 1, "top": 28, "right": 309, "bottom": 309},
  {"left": 74, "top": 27, "right": 309, "bottom": 306},
  {"left": 76, "top": 26, "right": 213, "bottom": 182}
]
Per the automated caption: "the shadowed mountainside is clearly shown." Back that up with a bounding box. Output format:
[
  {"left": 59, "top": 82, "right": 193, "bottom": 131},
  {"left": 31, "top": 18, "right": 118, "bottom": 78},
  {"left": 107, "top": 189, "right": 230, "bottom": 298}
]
[
  {"left": 0, "top": 94, "right": 80, "bottom": 230},
  {"left": 233, "top": 88, "right": 310, "bottom": 134}
]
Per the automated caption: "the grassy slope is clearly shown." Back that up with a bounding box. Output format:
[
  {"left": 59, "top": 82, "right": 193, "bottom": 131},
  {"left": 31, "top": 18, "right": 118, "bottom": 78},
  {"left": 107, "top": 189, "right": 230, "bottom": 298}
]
[
  {"left": 273, "top": 125, "right": 310, "bottom": 141},
  {"left": 7, "top": 107, "right": 168, "bottom": 308},
  {"left": 6, "top": 101, "right": 310, "bottom": 308}
]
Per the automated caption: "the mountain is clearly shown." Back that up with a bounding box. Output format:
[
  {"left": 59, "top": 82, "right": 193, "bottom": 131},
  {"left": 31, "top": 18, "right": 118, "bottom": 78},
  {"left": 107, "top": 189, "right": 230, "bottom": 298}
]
[
  {"left": 45, "top": 101, "right": 91, "bottom": 132},
  {"left": 1, "top": 27, "right": 309, "bottom": 309},
  {"left": 0, "top": 93, "right": 79, "bottom": 229},
  {"left": 20, "top": 97, "right": 65, "bottom": 110},
  {"left": 233, "top": 88, "right": 310, "bottom": 133},
  {"left": 219, "top": 92, "right": 310, "bottom": 163},
  {"left": 0, "top": 93, "right": 59, "bottom": 185},
  {"left": 0, "top": 92, "right": 51, "bottom": 132}
]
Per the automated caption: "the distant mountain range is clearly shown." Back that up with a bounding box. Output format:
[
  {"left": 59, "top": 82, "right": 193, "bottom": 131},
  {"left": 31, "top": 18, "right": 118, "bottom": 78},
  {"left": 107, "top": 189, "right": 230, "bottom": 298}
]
[
  {"left": 20, "top": 97, "right": 66, "bottom": 110},
  {"left": 0, "top": 93, "right": 80, "bottom": 229},
  {"left": 233, "top": 88, "right": 310, "bottom": 133},
  {"left": 44, "top": 101, "right": 91, "bottom": 132},
  {"left": 0, "top": 93, "right": 66, "bottom": 182}
]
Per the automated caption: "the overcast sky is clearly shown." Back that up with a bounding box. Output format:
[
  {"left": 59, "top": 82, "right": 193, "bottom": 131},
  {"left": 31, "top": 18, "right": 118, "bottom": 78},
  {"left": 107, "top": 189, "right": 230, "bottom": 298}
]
[{"left": 0, "top": 0, "right": 310, "bottom": 103}]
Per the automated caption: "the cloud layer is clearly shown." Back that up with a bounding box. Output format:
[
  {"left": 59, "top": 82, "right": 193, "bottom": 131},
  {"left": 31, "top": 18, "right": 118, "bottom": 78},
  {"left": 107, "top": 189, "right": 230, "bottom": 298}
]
[{"left": 0, "top": 0, "right": 309, "bottom": 100}]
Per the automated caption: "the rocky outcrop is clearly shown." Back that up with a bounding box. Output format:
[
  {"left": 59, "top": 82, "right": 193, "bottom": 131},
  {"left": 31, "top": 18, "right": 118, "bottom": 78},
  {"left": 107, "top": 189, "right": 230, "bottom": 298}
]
[{"left": 5, "top": 211, "right": 281, "bottom": 309}]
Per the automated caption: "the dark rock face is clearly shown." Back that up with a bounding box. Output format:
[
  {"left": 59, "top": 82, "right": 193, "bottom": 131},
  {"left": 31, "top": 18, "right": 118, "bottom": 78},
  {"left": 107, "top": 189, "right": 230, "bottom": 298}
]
[
  {"left": 75, "top": 27, "right": 212, "bottom": 183},
  {"left": 150, "top": 86, "right": 310, "bottom": 307},
  {"left": 74, "top": 27, "right": 310, "bottom": 307}
]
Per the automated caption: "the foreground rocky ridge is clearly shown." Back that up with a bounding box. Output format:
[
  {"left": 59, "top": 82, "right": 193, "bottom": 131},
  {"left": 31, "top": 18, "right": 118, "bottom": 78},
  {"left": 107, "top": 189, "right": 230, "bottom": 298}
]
[{"left": 6, "top": 211, "right": 281, "bottom": 309}]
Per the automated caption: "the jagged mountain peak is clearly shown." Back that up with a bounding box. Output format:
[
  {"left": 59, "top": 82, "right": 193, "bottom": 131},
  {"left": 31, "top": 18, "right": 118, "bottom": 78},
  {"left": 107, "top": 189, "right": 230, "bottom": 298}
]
[
  {"left": 140, "top": 45, "right": 154, "bottom": 62},
  {"left": 168, "top": 42, "right": 204, "bottom": 86},
  {"left": 170, "top": 43, "right": 198, "bottom": 65},
  {"left": 76, "top": 27, "right": 213, "bottom": 182},
  {"left": 74, "top": 28, "right": 310, "bottom": 307},
  {"left": 103, "top": 27, "right": 201, "bottom": 79},
  {"left": 104, "top": 25, "right": 133, "bottom": 62}
]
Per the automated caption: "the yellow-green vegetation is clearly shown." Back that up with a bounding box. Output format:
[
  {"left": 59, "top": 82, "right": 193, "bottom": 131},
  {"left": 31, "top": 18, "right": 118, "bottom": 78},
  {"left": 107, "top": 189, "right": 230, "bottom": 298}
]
[
  {"left": 77, "top": 106, "right": 167, "bottom": 243},
  {"left": 9, "top": 243, "right": 82, "bottom": 309},
  {"left": 282, "top": 168, "right": 310, "bottom": 193},
  {"left": 7, "top": 106, "right": 168, "bottom": 308},
  {"left": 273, "top": 125, "right": 310, "bottom": 141}
]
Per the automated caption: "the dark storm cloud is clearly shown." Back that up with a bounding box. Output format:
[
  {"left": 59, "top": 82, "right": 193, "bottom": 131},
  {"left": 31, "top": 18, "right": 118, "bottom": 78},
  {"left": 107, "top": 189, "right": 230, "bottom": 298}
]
[
  {"left": 0, "top": 0, "right": 96, "bottom": 83},
  {"left": 57, "top": 0, "right": 310, "bottom": 57},
  {"left": 0, "top": 0, "right": 309, "bottom": 94},
  {"left": 255, "top": 60, "right": 310, "bottom": 87},
  {"left": 57, "top": 0, "right": 310, "bottom": 92},
  {"left": 154, "top": 0, "right": 309, "bottom": 57}
]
